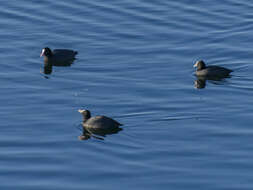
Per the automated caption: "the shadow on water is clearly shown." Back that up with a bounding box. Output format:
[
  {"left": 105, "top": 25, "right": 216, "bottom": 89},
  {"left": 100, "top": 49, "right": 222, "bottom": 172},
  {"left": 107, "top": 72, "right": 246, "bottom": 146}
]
[
  {"left": 79, "top": 126, "right": 123, "bottom": 141},
  {"left": 41, "top": 60, "right": 75, "bottom": 75},
  {"left": 78, "top": 125, "right": 123, "bottom": 140},
  {"left": 194, "top": 75, "right": 232, "bottom": 89}
]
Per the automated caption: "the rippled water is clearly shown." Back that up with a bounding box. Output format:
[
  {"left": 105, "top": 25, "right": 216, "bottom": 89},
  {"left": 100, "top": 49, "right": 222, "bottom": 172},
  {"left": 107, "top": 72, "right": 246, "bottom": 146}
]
[{"left": 1, "top": 0, "right": 253, "bottom": 189}]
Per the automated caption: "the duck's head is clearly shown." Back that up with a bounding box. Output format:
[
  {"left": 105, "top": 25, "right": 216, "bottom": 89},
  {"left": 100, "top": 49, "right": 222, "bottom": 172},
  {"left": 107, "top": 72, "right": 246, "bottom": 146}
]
[
  {"left": 78, "top": 109, "right": 91, "bottom": 121},
  {"left": 40, "top": 47, "right": 53, "bottom": 57},
  {"left": 194, "top": 60, "right": 206, "bottom": 71}
]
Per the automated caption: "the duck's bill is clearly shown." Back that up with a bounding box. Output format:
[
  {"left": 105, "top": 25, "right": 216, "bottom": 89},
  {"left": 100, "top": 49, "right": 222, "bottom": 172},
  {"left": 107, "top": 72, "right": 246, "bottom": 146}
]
[
  {"left": 40, "top": 49, "right": 45, "bottom": 57},
  {"left": 193, "top": 62, "right": 198, "bottom": 67},
  {"left": 78, "top": 109, "right": 86, "bottom": 113}
]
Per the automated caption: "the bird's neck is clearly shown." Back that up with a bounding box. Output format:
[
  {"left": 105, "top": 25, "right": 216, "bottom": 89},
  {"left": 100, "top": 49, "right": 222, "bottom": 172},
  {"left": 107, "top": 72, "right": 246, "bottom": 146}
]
[{"left": 83, "top": 116, "right": 90, "bottom": 122}]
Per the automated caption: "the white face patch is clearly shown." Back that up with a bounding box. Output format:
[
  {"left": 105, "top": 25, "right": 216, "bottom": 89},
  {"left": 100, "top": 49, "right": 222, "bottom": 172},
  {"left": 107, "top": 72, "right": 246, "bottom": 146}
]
[
  {"left": 193, "top": 62, "right": 198, "bottom": 68},
  {"left": 40, "top": 48, "right": 45, "bottom": 57},
  {"left": 78, "top": 109, "right": 86, "bottom": 113}
]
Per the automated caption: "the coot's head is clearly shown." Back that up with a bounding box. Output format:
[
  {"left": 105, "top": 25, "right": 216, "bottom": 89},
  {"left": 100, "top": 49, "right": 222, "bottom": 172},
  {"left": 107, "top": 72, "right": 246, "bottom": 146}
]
[
  {"left": 194, "top": 60, "right": 206, "bottom": 71},
  {"left": 78, "top": 109, "right": 91, "bottom": 121},
  {"left": 40, "top": 47, "right": 53, "bottom": 57}
]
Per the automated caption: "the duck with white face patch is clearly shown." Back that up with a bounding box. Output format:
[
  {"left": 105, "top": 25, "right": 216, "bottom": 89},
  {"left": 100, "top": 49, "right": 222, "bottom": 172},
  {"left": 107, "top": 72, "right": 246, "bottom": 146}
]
[
  {"left": 40, "top": 47, "right": 78, "bottom": 74},
  {"left": 78, "top": 109, "right": 123, "bottom": 140}
]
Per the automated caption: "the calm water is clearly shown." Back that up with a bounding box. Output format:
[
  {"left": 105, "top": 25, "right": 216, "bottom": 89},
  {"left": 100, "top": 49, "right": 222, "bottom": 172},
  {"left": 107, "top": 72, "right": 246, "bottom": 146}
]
[{"left": 1, "top": 0, "right": 253, "bottom": 189}]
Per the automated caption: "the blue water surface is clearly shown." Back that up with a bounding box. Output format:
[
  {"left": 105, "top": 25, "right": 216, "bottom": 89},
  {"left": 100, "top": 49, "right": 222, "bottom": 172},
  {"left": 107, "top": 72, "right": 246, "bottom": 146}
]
[{"left": 1, "top": 0, "right": 253, "bottom": 189}]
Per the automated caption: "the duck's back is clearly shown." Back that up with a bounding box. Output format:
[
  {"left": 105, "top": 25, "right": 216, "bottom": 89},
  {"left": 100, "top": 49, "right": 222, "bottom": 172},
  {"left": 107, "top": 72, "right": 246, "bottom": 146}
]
[
  {"left": 45, "top": 49, "right": 78, "bottom": 65},
  {"left": 196, "top": 66, "right": 232, "bottom": 77},
  {"left": 53, "top": 49, "right": 77, "bottom": 60},
  {"left": 84, "top": 116, "right": 122, "bottom": 130},
  {"left": 53, "top": 49, "right": 77, "bottom": 55}
]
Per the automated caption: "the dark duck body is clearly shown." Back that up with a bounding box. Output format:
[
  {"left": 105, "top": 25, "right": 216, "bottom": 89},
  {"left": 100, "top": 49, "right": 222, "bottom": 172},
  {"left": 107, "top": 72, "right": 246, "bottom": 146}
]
[
  {"left": 40, "top": 47, "right": 78, "bottom": 66},
  {"left": 194, "top": 60, "right": 233, "bottom": 78},
  {"left": 78, "top": 109, "right": 122, "bottom": 140}
]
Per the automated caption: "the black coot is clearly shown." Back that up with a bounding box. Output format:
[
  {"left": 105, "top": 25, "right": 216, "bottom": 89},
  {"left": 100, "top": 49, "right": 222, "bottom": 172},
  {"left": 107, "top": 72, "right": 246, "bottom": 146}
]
[
  {"left": 194, "top": 60, "right": 233, "bottom": 78},
  {"left": 40, "top": 47, "right": 78, "bottom": 66},
  {"left": 78, "top": 109, "right": 123, "bottom": 140}
]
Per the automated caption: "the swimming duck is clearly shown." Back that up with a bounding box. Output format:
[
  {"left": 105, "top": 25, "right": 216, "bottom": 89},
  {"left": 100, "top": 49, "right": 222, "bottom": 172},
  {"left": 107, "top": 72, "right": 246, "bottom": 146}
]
[
  {"left": 40, "top": 47, "right": 78, "bottom": 66},
  {"left": 78, "top": 109, "right": 123, "bottom": 140},
  {"left": 194, "top": 60, "right": 232, "bottom": 77}
]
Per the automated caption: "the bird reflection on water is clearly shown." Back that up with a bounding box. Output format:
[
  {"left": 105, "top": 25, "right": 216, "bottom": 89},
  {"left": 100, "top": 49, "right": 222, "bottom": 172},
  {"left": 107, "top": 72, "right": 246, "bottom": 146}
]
[
  {"left": 42, "top": 60, "right": 74, "bottom": 75},
  {"left": 194, "top": 75, "right": 232, "bottom": 89},
  {"left": 79, "top": 126, "right": 123, "bottom": 140}
]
